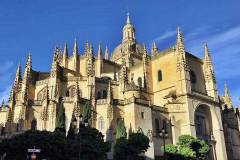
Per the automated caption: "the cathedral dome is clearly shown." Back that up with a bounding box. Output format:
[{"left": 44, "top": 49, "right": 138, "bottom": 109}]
[{"left": 110, "top": 43, "right": 145, "bottom": 62}]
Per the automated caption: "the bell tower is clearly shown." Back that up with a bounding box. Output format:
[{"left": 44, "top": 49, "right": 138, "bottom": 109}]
[{"left": 122, "top": 13, "right": 136, "bottom": 43}]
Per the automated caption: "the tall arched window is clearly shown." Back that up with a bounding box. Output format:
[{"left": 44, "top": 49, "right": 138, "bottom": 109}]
[
  {"left": 190, "top": 70, "right": 197, "bottom": 84},
  {"left": 102, "top": 90, "right": 107, "bottom": 99},
  {"left": 98, "top": 117, "right": 105, "bottom": 131},
  {"left": 97, "top": 91, "right": 101, "bottom": 99},
  {"left": 155, "top": 118, "right": 160, "bottom": 134},
  {"left": 158, "top": 70, "right": 162, "bottom": 81}
]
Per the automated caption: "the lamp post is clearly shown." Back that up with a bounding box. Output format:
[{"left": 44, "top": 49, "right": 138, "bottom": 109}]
[
  {"left": 159, "top": 127, "right": 168, "bottom": 160},
  {"left": 79, "top": 114, "right": 83, "bottom": 160},
  {"left": 71, "top": 114, "right": 89, "bottom": 160}
]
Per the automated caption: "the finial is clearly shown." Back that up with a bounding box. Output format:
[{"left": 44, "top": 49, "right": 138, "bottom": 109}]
[
  {"left": 1, "top": 99, "right": 5, "bottom": 107},
  {"left": 84, "top": 40, "right": 89, "bottom": 54},
  {"left": 98, "top": 43, "right": 103, "bottom": 59},
  {"left": 126, "top": 11, "right": 131, "bottom": 24},
  {"left": 63, "top": 41, "right": 68, "bottom": 57},
  {"left": 26, "top": 53, "right": 32, "bottom": 70},
  {"left": 224, "top": 81, "right": 229, "bottom": 96},
  {"left": 177, "top": 26, "right": 183, "bottom": 44},
  {"left": 105, "top": 46, "right": 109, "bottom": 60},
  {"left": 73, "top": 39, "right": 78, "bottom": 56},
  {"left": 153, "top": 42, "right": 157, "bottom": 50}
]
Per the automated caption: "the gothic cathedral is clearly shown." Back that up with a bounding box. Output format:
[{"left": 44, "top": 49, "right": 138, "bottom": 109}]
[{"left": 0, "top": 14, "right": 240, "bottom": 160}]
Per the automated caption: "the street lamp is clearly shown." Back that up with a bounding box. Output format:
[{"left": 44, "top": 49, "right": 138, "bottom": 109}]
[
  {"left": 78, "top": 114, "right": 89, "bottom": 160},
  {"left": 159, "top": 127, "right": 168, "bottom": 160}
]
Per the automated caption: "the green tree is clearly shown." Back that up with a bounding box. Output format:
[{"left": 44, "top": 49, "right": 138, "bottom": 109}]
[
  {"left": 65, "top": 126, "right": 110, "bottom": 160},
  {"left": 128, "top": 132, "right": 150, "bottom": 160},
  {"left": 114, "top": 132, "right": 150, "bottom": 160},
  {"left": 116, "top": 119, "right": 127, "bottom": 139},
  {"left": 114, "top": 137, "right": 128, "bottom": 160},
  {"left": 162, "top": 135, "right": 209, "bottom": 160},
  {"left": 82, "top": 101, "right": 92, "bottom": 125},
  {"left": 55, "top": 102, "right": 66, "bottom": 133},
  {"left": 0, "top": 130, "right": 66, "bottom": 160}
]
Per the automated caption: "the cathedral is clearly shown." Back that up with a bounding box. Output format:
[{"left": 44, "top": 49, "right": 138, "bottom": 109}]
[{"left": 0, "top": 14, "right": 240, "bottom": 160}]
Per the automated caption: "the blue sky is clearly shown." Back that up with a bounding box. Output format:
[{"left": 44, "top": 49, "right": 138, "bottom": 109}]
[{"left": 0, "top": 0, "right": 239, "bottom": 106}]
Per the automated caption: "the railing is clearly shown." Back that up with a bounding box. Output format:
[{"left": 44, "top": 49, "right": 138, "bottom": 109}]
[
  {"left": 96, "top": 99, "right": 107, "bottom": 105},
  {"left": 36, "top": 79, "right": 49, "bottom": 86}
]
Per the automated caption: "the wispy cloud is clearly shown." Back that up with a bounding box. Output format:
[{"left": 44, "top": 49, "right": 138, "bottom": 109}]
[
  {"left": 151, "top": 29, "right": 176, "bottom": 45},
  {"left": 185, "top": 25, "right": 240, "bottom": 106}
]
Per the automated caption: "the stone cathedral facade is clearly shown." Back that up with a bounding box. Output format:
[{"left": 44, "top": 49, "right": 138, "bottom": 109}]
[{"left": 0, "top": 15, "right": 240, "bottom": 160}]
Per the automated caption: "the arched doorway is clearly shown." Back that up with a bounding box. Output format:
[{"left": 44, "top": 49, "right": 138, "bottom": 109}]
[{"left": 194, "top": 105, "right": 216, "bottom": 160}]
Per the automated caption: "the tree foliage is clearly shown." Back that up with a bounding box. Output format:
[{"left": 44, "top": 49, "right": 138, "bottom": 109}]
[
  {"left": 0, "top": 127, "right": 110, "bottom": 160},
  {"left": 114, "top": 132, "right": 150, "bottom": 160},
  {"left": 65, "top": 126, "right": 110, "bottom": 160},
  {"left": 116, "top": 119, "right": 127, "bottom": 139},
  {"left": 82, "top": 101, "right": 92, "bottom": 125},
  {"left": 0, "top": 130, "right": 66, "bottom": 160},
  {"left": 162, "top": 135, "right": 209, "bottom": 160},
  {"left": 55, "top": 102, "right": 66, "bottom": 133}
]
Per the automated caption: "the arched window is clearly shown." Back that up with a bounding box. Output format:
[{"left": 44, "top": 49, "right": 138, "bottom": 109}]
[
  {"left": 70, "top": 87, "right": 76, "bottom": 97},
  {"left": 155, "top": 118, "right": 160, "bottom": 134},
  {"left": 97, "top": 91, "right": 101, "bottom": 99},
  {"left": 37, "top": 87, "right": 47, "bottom": 101},
  {"left": 190, "top": 70, "right": 197, "bottom": 84},
  {"left": 138, "top": 77, "right": 142, "bottom": 88},
  {"left": 66, "top": 90, "right": 70, "bottom": 97},
  {"left": 162, "top": 119, "right": 167, "bottom": 131},
  {"left": 98, "top": 117, "right": 105, "bottom": 131},
  {"left": 102, "top": 90, "right": 107, "bottom": 99},
  {"left": 158, "top": 70, "right": 162, "bottom": 81}
]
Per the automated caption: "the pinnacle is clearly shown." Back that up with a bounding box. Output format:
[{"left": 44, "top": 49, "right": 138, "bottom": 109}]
[
  {"left": 98, "top": 43, "right": 103, "bottom": 59},
  {"left": 105, "top": 46, "right": 109, "bottom": 60},
  {"left": 73, "top": 39, "right": 78, "bottom": 56},
  {"left": 126, "top": 12, "right": 131, "bottom": 24},
  {"left": 63, "top": 41, "right": 68, "bottom": 56}
]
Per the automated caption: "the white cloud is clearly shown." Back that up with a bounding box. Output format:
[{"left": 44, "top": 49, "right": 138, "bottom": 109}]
[
  {"left": 184, "top": 25, "right": 240, "bottom": 107},
  {"left": 151, "top": 30, "right": 176, "bottom": 44}
]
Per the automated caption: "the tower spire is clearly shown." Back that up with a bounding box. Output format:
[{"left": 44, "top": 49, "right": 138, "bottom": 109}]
[
  {"left": 126, "top": 12, "right": 131, "bottom": 24},
  {"left": 176, "top": 27, "right": 187, "bottom": 72},
  {"left": 98, "top": 43, "right": 103, "bottom": 59},
  {"left": 26, "top": 53, "right": 32, "bottom": 71},
  {"left": 14, "top": 63, "right": 22, "bottom": 87},
  {"left": 177, "top": 27, "right": 185, "bottom": 54},
  {"left": 63, "top": 41, "right": 68, "bottom": 57},
  {"left": 62, "top": 41, "right": 68, "bottom": 67},
  {"left": 104, "top": 46, "right": 109, "bottom": 60},
  {"left": 73, "top": 39, "right": 78, "bottom": 57},
  {"left": 122, "top": 12, "right": 135, "bottom": 43},
  {"left": 203, "top": 43, "right": 217, "bottom": 100},
  {"left": 204, "top": 43, "right": 214, "bottom": 70},
  {"left": 51, "top": 47, "right": 59, "bottom": 77}
]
